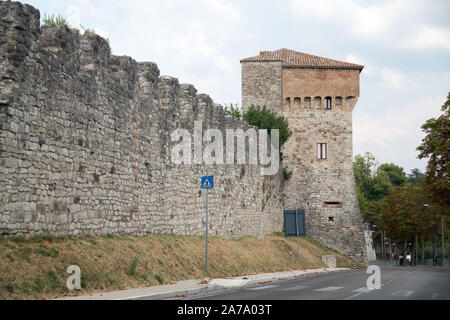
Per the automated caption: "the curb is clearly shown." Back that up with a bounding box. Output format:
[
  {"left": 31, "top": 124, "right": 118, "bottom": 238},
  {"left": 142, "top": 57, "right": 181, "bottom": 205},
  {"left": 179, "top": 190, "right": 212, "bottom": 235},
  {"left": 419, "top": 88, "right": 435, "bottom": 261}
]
[
  {"left": 121, "top": 284, "right": 223, "bottom": 300},
  {"left": 123, "top": 268, "right": 351, "bottom": 300}
]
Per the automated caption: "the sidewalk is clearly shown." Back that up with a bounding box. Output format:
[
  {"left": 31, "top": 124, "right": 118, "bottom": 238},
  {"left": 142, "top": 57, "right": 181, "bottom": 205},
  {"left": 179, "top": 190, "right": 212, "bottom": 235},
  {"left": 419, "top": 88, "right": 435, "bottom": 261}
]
[{"left": 57, "top": 267, "right": 351, "bottom": 300}]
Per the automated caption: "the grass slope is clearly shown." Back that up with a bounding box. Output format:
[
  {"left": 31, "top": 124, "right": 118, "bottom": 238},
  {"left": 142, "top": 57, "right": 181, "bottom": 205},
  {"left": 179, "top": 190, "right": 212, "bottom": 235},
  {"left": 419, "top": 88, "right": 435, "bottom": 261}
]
[{"left": 0, "top": 233, "right": 354, "bottom": 299}]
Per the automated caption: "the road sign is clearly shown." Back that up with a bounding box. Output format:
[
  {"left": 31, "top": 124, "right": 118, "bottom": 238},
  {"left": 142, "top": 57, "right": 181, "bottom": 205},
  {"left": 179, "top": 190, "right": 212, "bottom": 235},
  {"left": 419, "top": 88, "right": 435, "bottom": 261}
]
[
  {"left": 202, "top": 172, "right": 214, "bottom": 272},
  {"left": 284, "top": 210, "right": 306, "bottom": 237},
  {"left": 201, "top": 176, "right": 213, "bottom": 189}
]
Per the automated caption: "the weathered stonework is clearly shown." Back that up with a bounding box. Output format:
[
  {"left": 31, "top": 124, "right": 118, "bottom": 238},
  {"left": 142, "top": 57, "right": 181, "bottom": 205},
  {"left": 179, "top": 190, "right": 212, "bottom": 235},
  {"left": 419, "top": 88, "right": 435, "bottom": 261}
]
[
  {"left": 241, "top": 61, "right": 282, "bottom": 114},
  {"left": 241, "top": 49, "right": 368, "bottom": 263},
  {"left": 0, "top": 2, "right": 283, "bottom": 239}
]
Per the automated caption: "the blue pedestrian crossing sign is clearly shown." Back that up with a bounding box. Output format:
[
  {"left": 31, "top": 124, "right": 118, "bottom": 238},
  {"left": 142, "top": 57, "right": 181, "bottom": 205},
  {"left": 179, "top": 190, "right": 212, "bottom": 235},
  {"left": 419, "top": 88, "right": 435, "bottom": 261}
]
[{"left": 201, "top": 176, "right": 213, "bottom": 189}]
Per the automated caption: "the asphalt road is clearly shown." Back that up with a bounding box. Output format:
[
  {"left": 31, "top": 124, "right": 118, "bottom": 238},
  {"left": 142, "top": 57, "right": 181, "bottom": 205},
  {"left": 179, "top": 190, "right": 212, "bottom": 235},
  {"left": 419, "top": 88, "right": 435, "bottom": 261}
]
[{"left": 180, "top": 265, "right": 450, "bottom": 300}]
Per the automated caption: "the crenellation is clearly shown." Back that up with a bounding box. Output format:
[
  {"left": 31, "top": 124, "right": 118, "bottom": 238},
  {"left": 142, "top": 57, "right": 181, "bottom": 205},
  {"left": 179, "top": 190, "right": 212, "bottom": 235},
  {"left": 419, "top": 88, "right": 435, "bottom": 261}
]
[{"left": 0, "top": 1, "right": 283, "bottom": 241}]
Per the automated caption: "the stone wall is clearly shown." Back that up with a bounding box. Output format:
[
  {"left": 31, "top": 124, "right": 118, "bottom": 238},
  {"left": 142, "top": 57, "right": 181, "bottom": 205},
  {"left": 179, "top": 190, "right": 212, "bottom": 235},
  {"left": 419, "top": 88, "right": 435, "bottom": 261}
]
[
  {"left": 0, "top": 1, "right": 283, "bottom": 238},
  {"left": 241, "top": 61, "right": 282, "bottom": 114}
]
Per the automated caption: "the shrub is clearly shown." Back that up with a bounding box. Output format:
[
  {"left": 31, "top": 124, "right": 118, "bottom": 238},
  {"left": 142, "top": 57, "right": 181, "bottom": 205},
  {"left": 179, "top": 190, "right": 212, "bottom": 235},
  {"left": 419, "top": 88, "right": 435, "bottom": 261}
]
[
  {"left": 282, "top": 167, "right": 292, "bottom": 180},
  {"left": 224, "top": 103, "right": 242, "bottom": 120},
  {"left": 154, "top": 274, "right": 164, "bottom": 284},
  {"left": 126, "top": 257, "right": 138, "bottom": 276},
  {"left": 42, "top": 14, "right": 69, "bottom": 27},
  {"left": 243, "top": 105, "right": 292, "bottom": 148}
]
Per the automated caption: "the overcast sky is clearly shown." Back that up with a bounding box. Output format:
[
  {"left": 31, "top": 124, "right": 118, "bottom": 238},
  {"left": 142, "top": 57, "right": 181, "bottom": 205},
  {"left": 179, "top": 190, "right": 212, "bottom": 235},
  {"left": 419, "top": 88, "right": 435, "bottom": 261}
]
[{"left": 27, "top": 0, "right": 450, "bottom": 174}]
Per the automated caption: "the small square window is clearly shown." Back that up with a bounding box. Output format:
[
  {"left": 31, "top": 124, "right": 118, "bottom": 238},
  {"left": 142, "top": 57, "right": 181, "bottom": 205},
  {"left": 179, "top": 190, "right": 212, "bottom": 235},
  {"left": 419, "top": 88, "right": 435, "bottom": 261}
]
[
  {"left": 328, "top": 217, "right": 334, "bottom": 222},
  {"left": 317, "top": 143, "right": 327, "bottom": 159}
]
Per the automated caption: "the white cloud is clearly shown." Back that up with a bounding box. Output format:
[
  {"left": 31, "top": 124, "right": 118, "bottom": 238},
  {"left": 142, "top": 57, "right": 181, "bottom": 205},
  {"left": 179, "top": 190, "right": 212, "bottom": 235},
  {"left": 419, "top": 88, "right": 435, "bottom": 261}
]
[
  {"left": 345, "top": 54, "right": 375, "bottom": 76},
  {"left": 379, "top": 68, "right": 406, "bottom": 89},
  {"left": 290, "top": 0, "right": 412, "bottom": 38},
  {"left": 201, "top": 0, "right": 243, "bottom": 21},
  {"left": 406, "top": 25, "right": 450, "bottom": 52},
  {"left": 354, "top": 95, "right": 445, "bottom": 170}
]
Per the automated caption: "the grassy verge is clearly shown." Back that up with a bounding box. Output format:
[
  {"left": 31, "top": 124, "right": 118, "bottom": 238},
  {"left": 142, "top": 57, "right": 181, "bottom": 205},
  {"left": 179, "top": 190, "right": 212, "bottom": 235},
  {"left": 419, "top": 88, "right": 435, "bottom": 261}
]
[{"left": 0, "top": 233, "right": 354, "bottom": 299}]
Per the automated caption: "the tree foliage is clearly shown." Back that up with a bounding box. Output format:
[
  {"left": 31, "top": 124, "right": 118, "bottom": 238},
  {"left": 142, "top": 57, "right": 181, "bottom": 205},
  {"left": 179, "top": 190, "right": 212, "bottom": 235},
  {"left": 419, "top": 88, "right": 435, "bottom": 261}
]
[
  {"left": 417, "top": 92, "right": 450, "bottom": 207},
  {"left": 378, "top": 163, "right": 408, "bottom": 186},
  {"left": 407, "top": 168, "right": 425, "bottom": 185},
  {"left": 243, "top": 105, "right": 292, "bottom": 147},
  {"left": 224, "top": 103, "right": 242, "bottom": 121}
]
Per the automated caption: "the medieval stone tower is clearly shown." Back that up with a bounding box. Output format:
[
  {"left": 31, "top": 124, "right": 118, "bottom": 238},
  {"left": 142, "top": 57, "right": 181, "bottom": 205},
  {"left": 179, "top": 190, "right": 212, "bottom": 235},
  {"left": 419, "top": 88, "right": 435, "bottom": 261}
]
[{"left": 241, "top": 48, "right": 367, "bottom": 262}]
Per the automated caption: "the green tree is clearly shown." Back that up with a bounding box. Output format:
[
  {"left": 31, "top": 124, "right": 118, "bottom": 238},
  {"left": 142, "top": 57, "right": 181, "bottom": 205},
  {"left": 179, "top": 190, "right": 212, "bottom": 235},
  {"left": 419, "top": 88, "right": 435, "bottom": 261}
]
[
  {"left": 243, "top": 105, "right": 292, "bottom": 147},
  {"left": 371, "top": 168, "right": 393, "bottom": 201},
  {"left": 417, "top": 92, "right": 450, "bottom": 207},
  {"left": 353, "top": 152, "right": 393, "bottom": 202},
  {"left": 407, "top": 168, "right": 425, "bottom": 185},
  {"left": 378, "top": 163, "right": 408, "bottom": 186},
  {"left": 353, "top": 152, "right": 376, "bottom": 189},
  {"left": 356, "top": 185, "right": 369, "bottom": 212}
]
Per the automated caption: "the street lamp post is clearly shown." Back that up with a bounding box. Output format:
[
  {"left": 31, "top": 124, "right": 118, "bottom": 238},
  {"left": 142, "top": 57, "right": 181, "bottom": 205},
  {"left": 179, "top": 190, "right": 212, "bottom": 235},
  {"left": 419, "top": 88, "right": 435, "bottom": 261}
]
[{"left": 415, "top": 234, "right": 418, "bottom": 265}]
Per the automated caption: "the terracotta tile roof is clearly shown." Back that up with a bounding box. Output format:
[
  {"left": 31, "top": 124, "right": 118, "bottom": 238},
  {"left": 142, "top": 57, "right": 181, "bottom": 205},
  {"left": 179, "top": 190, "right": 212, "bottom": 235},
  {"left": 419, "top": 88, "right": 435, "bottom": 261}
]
[{"left": 240, "top": 48, "right": 364, "bottom": 70}]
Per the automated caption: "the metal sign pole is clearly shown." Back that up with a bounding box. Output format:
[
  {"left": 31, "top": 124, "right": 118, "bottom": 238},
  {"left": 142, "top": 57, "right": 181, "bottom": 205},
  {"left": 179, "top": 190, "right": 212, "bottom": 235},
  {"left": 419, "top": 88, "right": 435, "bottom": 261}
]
[
  {"left": 295, "top": 210, "right": 300, "bottom": 263},
  {"left": 205, "top": 168, "right": 209, "bottom": 272},
  {"left": 442, "top": 216, "right": 445, "bottom": 266}
]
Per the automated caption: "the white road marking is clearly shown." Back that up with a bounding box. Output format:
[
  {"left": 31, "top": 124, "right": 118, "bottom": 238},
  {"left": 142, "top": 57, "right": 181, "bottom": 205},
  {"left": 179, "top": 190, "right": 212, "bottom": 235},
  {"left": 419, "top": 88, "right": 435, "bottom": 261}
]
[
  {"left": 280, "top": 285, "right": 311, "bottom": 291},
  {"left": 343, "top": 287, "right": 376, "bottom": 300},
  {"left": 314, "top": 286, "right": 343, "bottom": 292},
  {"left": 344, "top": 293, "right": 363, "bottom": 300},
  {"left": 353, "top": 287, "right": 376, "bottom": 293},
  {"left": 246, "top": 285, "right": 278, "bottom": 291},
  {"left": 390, "top": 290, "right": 413, "bottom": 297}
]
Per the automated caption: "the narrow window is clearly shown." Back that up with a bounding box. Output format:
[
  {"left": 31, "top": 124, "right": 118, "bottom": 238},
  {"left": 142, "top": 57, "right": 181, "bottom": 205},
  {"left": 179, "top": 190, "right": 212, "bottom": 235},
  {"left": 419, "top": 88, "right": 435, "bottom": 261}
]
[
  {"left": 324, "top": 201, "right": 342, "bottom": 208},
  {"left": 325, "top": 97, "right": 332, "bottom": 110},
  {"left": 304, "top": 97, "right": 311, "bottom": 109},
  {"left": 285, "top": 97, "right": 291, "bottom": 112},
  {"left": 317, "top": 143, "right": 327, "bottom": 159},
  {"left": 294, "top": 97, "right": 300, "bottom": 111},
  {"left": 328, "top": 217, "right": 334, "bottom": 222},
  {"left": 314, "top": 97, "right": 321, "bottom": 109}
]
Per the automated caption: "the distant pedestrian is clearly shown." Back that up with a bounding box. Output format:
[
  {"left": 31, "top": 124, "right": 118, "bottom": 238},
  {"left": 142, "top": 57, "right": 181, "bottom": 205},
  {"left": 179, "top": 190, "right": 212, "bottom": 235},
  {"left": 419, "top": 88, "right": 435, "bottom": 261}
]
[
  {"left": 433, "top": 256, "right": 440, "bottom": 266},
  {"left": 399, "top": 253, "right": 404, "bottom": 266}
]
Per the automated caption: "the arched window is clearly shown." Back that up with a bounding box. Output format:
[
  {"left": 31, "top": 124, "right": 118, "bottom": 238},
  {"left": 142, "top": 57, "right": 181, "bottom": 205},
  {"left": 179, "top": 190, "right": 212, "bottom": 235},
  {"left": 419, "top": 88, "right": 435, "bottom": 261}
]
[
  {"left": 304, "top": 97, "right": 311, "bottom": 109},
  {"left": 294, "top": 97, "right": 300, "bottom": 111},
  {"left": 284, "top": 97, "right": 291, "bottom": 112},
  {"left": 314, "top": 97, "right": 321, "bottom": 109},
  {"left": 324, "top": 97, "right": 332, "bottom": 110},
  {"left": 335, "top": 97, "right": 342, "bottom": 108}
]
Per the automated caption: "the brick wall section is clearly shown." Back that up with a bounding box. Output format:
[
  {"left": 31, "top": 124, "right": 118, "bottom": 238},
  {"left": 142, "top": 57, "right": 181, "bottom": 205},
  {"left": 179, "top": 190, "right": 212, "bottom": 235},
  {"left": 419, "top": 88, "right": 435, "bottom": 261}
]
[{"left": 0, "top": 2, "right": 283, "bottom": 238}]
